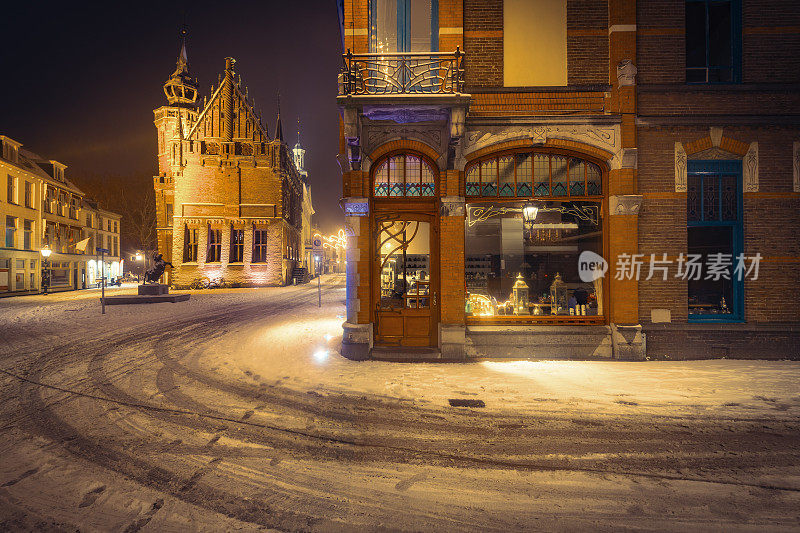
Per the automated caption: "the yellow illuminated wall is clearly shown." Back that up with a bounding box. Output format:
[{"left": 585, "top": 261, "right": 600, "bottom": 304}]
[{"left": 503, "top": 0, "right": 567, "bottom": 87}]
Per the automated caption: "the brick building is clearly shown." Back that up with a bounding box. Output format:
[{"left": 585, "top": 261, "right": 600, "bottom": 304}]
[
  {"left": 1, "top": 136, "right": 122, "bottom": 295},
  {"left": 153, "top": 40, "right": 309, "bottom": 287},
  {"left": 337, "top": 0, "right": 800, "bottom": 360}
]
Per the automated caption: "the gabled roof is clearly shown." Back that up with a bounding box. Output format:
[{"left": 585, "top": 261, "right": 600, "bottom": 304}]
[
  {"left": 185, "top": 63, "right": 269, "bottom": 142},
  {"left": 15, "top": 147, "right": 84, "bottom": 195}
]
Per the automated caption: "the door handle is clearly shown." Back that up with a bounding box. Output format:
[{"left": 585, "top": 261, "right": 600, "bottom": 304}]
[{"left": 433, "top": 292, "right": 437, "bottom": 307}]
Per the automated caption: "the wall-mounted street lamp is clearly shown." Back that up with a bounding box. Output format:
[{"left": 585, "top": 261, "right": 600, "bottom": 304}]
[
  {"left": 40, "top": 245, "right": 52, "bottom": 295},
  {"left": 522, "top": 202, "right": 539, "bottom": 224}
]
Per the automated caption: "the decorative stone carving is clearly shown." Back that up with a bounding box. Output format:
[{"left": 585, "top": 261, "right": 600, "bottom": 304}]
[
  {"left": 449, "top": 107, "right": 466, "bottom": 139},
  {"left": 609, "top": 195, "right": 643, "bottom": 216},
  {"left": 691, "top": 147, "right": 739, "bottom": 160},
  {"left": 362, "top": 105, "right": 449, "bottom": 123},
  {"left": 365, "top": 126, "right": 442, "bottom": 150},
  {"left": 793, "top": 142, "right": 800, "bottom": 193},
  {"left": 439, "top": 196, "right": 465, "bottom": 217},
  {"left": 675, "top": 142, "right": 687, "bottom": 192},
  {"left": 709, "top": 127, "right": 723, "bottom": 147},
  {"left": 343, "top": 198, "right": 369, "bottom": 217},
  {"left": 461, "top": 124, "right": 620, "bottom": 169},
  {"left": 616, "top": 60, "right": 637, "bottom": 87},
  {"left": 744, "top": 142, "right": 759, "bottom": 192}
]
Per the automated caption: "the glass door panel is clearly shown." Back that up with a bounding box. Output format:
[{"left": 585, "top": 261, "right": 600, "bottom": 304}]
[{"left": 375, "top": 218, "right": 436, "bottom": 346}]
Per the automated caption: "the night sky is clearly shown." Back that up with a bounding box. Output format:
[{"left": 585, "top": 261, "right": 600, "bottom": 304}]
[{"left": 0, "top": 1, "right": 344, "bottom": 233}]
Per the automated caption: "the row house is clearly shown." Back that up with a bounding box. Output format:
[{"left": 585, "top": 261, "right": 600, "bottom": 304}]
[
  {"left": 336, "top": 0, "right": 799, "bottom": 360},
  {"left": 0, "top": 135, "right": 122, "bottom": 294}
]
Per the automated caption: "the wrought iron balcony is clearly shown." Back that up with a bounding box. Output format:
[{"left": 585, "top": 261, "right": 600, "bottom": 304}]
[{"left": 339, "top": 49, "right": 465, "bottom": 96}]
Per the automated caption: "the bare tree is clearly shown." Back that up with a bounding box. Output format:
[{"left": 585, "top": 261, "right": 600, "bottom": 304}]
[{"left": 73, "top": 174, "right": 156, "bottom": 256}]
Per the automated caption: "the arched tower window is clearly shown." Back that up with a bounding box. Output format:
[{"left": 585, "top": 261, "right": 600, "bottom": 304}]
[{"left": 372, "top": 153, "right": 437, "bottom": 197}]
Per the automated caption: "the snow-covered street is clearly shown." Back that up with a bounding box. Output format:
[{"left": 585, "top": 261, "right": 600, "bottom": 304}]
[{"left": 1, "top": 274, "right": 799, "bottom": 531}]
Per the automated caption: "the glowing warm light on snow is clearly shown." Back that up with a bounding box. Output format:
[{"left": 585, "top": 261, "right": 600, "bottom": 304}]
[{"left": 313, "top": 349, "right": 329, "bottom": 363}]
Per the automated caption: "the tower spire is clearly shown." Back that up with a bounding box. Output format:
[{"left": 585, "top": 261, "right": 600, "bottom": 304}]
[
  {"left": 292, "top": 115, "right": 306, "bottom": 177},
  {"left": 163, "top": 26, "right": 198, "bottom": 107},
  {"left": 274, "top": 91, "right": 284, "bottom": 142}
]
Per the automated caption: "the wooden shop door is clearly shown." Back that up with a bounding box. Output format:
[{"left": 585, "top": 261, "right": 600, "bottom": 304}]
[{"left": 374, "top": 214, "right": 439, "bottom": 347}]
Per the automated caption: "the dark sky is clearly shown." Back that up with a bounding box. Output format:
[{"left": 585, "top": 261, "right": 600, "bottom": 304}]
[{"left": 0, "top": 1, "right": 344, "bottom": 233}]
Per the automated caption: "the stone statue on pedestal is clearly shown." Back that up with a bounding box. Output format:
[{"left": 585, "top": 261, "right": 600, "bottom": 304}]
[{"left": 142, "top": 252, "right": 173, "bottom": 284}]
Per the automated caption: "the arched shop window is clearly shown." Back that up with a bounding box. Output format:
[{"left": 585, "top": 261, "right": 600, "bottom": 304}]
[
  {"left": 373, "top": 153, "right": 436, "bottom": 197},
  {"left": 464, "top": 151, "right": 605, "bottom": 324},
  {"left": 466, "top": 152, "right": 602, "bottom": 198}
]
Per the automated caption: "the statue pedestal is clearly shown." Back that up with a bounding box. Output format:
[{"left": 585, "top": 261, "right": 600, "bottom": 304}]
[{"left": 138, "top": 284, "right": 170, "bottom": 296}]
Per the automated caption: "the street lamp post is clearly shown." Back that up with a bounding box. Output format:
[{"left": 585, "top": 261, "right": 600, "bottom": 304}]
[
  {"left": 40, "top": 245, "right": 51, "bottom": 295},
  {"left": 316, "top": 253, "right": 322, "bottom": 308},
  {"left": 135, "top": 252, "right": 143, "bottom": 282}
]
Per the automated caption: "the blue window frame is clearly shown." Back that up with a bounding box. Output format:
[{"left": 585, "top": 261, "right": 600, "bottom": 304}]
[
  {"left": 370, "top": 0, "right": 438, "bottom": 53},
  {"left": 685, "top": 0, "right": 742, "bottom": 83},
  {"left": 687, "top": 160, "right": 743, "bottom": 322}
]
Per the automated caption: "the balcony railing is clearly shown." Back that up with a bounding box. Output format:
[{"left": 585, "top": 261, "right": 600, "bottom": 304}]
[{"left": 339, "top": 49, "right": 465, "bottom": 96}]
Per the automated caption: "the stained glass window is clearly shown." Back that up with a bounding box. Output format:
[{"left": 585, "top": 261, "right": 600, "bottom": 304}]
[
  {"left": 466, "top": 165, "right": 480, "bottom": 196},
  {"left": 515, "top": 154, "right": 532, "bottom": 196},
  {"left": 551, "top": 156, "right": 569, "bottom": 197},
  {"left": 373, "top": 154, "right": 436, "bottom": 197},
  {"left": 481, "top": 159, "right": 497, "bottom": 196},
  {"left": 466, "top": 152, "right": 603, "bottom": 199},
  {"left": 374, "top": 161, "right": 389, "bottom": 196}
]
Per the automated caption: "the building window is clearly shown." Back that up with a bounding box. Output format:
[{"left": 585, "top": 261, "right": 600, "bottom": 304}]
[
  {"left": 207, "top": 227, "right": 221, "bottom": 262},
  {"left": 685, "top": 0, "right": 741, "bottom": 83},
  {"left": 253, "top": 228, "right": 268, "bottom": 263},
  {"left": 230, "top": 227, "right": 244, "bottom": 262},
  {"left": 165, "top": 203, "right": 173, "bottom": 223},
  {"left": 7, "top": 175, "right": 16, "bottom": 204},
  {"left": 466, "top": 152, "right": 602, "bottom": 199},
  {"left": 43, "top": 187, "right": 52, "bottom": 213},
  {"left": 183, "top": 226, "right": 198, "bottom": 262},
  {"left": 465, "top": 199, "right": 604, "bottom": 322},
  {"left": 24, "top": 181, "right": 32, "bottom": 208},
  {"left": 373, "top": 153, "right": 436, "bottom": 197},
  {"left": 687, "top": 160, "right": 743, "bottom": 321},
  {"left": 370, "top": 0, "right": 438, "bottom": 53},
  {"left": 504, "top": 0, "right": 567, "bottom": 87},
  {"left": 23, "top": 220, "right": 32, "bottom": 250},
  {"left": 5, "top": 216, "right": 16, "bottom": 247}
]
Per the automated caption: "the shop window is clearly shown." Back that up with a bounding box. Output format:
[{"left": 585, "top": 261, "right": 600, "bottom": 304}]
[
  {"left": 253, "top": 229, "right": 268, "bottom": 263},
  {"left": 467, "top": 152, "right": 602, "bottom": 199},
  {"left": 373, "top": 154, "right": 436, "bottom": 197},
  {"left": 504, "top": 0, "right": 567, "bottom": 86},
  {"left": 230, "top": 227, "right": 244, "bottom": 263},
  {"left": 207, "top": 228, "right": 221, "bottom": 262},
  {"left": 370, "top": 0, "right": 438, "bottom": 53},
  {"left": 685, "top": 0, "right": 741, "bottom": 83},
  {"left": 687, "top": 160, "right": 743, "bottom": 321},
  {"left": 465, "top": 199, "right": 603, "bottom": 322},
  {"left": 183, "top": 226, "right": 198, "bottom": 262}
]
